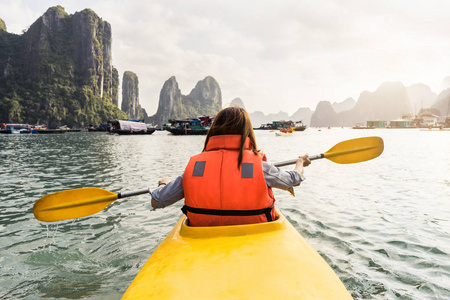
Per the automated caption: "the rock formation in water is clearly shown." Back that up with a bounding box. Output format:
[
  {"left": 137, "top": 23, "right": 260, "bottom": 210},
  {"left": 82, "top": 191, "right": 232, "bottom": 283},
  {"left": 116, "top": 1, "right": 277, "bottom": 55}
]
[
  {"left": 337, "top": 81, "right": 412, "bottom": 126},
  {"left": 242, "top": 79, "right": 448, "bottom": 128},
  {"left": 249, "top": 107, "right": 312, "bottom": 128},
  {"left": 0, "top": 6, "right": 127, "bottom": 127},
  {"left": 249, "top": 111, "right": 290, "bottom": 128},
  {"left": 332, "top": 98, "right": 356, "bottom": 113},
  {"left": 290, "top": 107, "right": 313, "bottom": 126},
  {"left": 121, "top": 71, "right": 145, "bottom": 119},
  {"left": 310, "top": 101, "right": 340, "bottom": 127},
  {"left": 432, "top": 89, "right": 450, "bottom": 117},
  {"left": 231, "top": 98, "right": 246, "bottom": 109},
  {"left": 406, "top": 83, "right": 437, "bottom": 114},
  {"left": 149, "top": 76, "right": 222, "bottom": 126},
  {"left": 440, "top": 76, "right": 450, "bottom": 91},
  {"left": 248, "top": 111, "right": 267, "bottom": 128}
]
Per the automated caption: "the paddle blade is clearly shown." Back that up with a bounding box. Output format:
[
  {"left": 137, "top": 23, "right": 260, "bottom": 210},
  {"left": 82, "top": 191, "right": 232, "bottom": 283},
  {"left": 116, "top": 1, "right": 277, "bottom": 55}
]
[
  {"left": 324, "top": 136, "right": 384, "bottom": 164},
  {"left": 33, "top": 187, "right": 118, "bottom": 222}
]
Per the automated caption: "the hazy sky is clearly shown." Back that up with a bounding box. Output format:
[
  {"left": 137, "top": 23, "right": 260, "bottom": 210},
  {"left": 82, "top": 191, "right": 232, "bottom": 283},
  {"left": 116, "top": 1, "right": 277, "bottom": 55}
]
[{"left": 1, "top": 0, "right": 450, "bottom": 115}]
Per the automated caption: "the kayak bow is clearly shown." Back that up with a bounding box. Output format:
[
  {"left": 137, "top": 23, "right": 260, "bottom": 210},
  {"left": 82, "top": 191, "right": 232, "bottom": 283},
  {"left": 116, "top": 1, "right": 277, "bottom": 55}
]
[{"left": 122, "top": 209, "right": 352, "bottom": 299}]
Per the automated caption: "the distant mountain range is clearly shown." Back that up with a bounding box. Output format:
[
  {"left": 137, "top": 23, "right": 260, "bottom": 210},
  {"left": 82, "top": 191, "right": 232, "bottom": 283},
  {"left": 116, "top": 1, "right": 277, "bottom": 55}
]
[
  {"left": 146, "top": 78, "right": 449, "bottom": 128},
  {"left": 248, "top": 81, "right": 449, "bottom": 127}
]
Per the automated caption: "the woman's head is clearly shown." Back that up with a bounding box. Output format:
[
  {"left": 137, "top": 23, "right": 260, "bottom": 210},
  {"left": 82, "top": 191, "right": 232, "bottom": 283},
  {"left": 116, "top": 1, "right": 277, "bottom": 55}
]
[{"left": 203, "top": 106, "right": 258, "bottom": 167}]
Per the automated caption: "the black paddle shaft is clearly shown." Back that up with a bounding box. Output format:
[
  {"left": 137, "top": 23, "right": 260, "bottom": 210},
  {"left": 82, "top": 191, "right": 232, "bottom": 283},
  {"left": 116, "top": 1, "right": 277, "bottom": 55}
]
[
  {"left": 118, "top": 188, "right": 150, "bottom": 199},
  {"left": 273, "top": 154, "right": 324, "bottom": 167}
]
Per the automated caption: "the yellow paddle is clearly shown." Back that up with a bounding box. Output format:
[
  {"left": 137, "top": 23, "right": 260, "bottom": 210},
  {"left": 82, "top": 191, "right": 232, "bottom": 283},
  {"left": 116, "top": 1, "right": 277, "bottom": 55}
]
[
  {"left": 33, "top": 187, "right": 150, "bottom": 222},
  {"left": 274, "top": 136, "right": 384, "bottom": 167},
  {"left": 33, "top": 136, "right": 383, "bottom": 222}
]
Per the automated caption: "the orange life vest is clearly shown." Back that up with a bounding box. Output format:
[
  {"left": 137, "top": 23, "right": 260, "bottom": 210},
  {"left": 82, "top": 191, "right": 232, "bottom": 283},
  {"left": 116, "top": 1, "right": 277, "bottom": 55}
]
[{"left": 182, "top": 135, "right": 275, "bottom": 226}]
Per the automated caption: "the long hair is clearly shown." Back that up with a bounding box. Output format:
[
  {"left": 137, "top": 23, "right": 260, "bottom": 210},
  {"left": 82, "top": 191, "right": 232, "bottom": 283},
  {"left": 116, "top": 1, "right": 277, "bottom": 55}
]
[{"left": 203, "top": 106, "right": 258, "bottom": 168}]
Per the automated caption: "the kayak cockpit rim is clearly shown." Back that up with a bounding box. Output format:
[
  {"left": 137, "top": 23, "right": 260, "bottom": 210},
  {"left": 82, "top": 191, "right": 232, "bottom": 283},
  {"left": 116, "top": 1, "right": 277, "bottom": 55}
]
[{"left": 178, "top": 210, "right": 286, "bottom": 238}]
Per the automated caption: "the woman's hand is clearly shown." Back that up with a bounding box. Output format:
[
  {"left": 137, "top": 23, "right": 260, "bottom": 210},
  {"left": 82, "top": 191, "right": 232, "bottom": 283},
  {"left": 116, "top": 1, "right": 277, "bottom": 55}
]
[
  {"left": 152, "top": 178, "right": 171, "bottom": 208},
  {"left": 295, "top": 154, "right": 311, "bottom": 168},
  {"left": 158, "top": 178, "right": 171, "bottom": 187},
  {"left": 293, "top": 154, "right": 310, "bottom": 182}
]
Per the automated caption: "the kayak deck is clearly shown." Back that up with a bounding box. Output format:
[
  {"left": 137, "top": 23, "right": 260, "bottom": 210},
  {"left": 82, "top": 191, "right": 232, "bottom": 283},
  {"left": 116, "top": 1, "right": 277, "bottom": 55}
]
[{"left": 122, "top": 210, "right": 352, "bottom": 299}]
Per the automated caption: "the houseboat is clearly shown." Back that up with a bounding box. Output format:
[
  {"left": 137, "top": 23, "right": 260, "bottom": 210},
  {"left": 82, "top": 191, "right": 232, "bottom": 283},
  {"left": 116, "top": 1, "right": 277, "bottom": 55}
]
[
  {"left": 111, "top": 120, "right": 155, "bottom": 135},
  {"left": 0, "top": 124, "right": 31, "bottom": 134},
  {"left": 255, "top": 120, "right": 306, "bottom": 131},
  {"left": 389, "top": 119, "right": 413, "bottom": 128},
  {"left": 366, "top": 120, "right": 387, "bottom": 128},
  {"left": 166, "top": 116, "right": 212, "bottom": 135}
]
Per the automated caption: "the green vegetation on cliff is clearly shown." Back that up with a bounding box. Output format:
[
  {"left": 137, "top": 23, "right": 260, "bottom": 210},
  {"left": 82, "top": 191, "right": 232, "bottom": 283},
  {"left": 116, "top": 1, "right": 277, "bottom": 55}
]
[
  {"left": 182, "top": 76, "right": 222, "bottom": 117},
  {"left": 0, "top": 6, "right": 127, "bottom": 127},
  {"left": 121, "top": 71, "right": 147, "bottom": 119},
  {"left": 0, "top": 18, "right": 6, "bottom": 31}
]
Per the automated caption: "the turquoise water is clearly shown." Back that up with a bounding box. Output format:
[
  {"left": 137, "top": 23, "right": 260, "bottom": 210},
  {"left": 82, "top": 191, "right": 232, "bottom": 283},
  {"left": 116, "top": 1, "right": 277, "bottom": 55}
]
[{"left": 0, "top": 129, "right": 449, "bottom": 299}]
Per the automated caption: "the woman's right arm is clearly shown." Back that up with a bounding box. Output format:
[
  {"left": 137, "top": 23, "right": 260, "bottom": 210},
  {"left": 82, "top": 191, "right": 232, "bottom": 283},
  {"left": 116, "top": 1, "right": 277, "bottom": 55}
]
[{"left": 263, "top": 155, "right": 310, "bottom": 189}]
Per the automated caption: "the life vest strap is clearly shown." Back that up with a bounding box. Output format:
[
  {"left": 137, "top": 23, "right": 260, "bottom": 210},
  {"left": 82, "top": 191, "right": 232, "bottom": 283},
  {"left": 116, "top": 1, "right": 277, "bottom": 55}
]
[{"left": 182, "top": 205, "right": 274, "bottom": 222}]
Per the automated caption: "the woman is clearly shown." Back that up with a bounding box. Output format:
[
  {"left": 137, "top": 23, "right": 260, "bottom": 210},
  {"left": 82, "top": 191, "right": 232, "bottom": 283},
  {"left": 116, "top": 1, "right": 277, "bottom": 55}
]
[{"left": 151, "top": 106, "right": 310, "bottom": 226}]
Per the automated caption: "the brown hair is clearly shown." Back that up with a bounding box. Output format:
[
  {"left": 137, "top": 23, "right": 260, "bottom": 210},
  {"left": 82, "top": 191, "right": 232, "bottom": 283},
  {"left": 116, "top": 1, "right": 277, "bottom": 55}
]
[{"left": 203, "top": 106, "right": 258, "bottom": 168}]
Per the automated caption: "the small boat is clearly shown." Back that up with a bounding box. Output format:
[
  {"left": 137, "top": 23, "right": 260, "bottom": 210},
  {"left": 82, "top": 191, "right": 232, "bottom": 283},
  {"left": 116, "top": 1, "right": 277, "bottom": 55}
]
[
  {"left": 420, "top": 127, "right": 450, "bottom": 131},
  {"left": 87, "top": 123, "right": 109, "bottom": 132},
  {"left": 275, "top": 131, "right": 294, "bottom": 136},
  {"left": 254, "top": 120, "right": 302, "bottom": 131},
  {"left": 35, "top": 129, "right": 67, "bottom": 134},
  {"left": 0, "top": 124, "right": 31, "bottom": 134},
  {"left": 58, "top": 125, "right": 81, "bottom": 133},
  {"left": 122, "top": 209, "right": 352, "bottom": 299},
  {"left": 167, "top": 127, "right": 209, "bottom": 135},
  {"left": 166, "top": 116, "right": 212, "bottom": 135},
  {"left": 111, "top": 120, "right": 156, "bottom": 135},
  {"left": 276, "top": 127, "right": 294, "bottom": 136},
  {"left": 352, "top": 123, "right": 367, "bottom": 129},
  {"left": 293, "top": 121, "right": 307, "bottom": 131},
  {"left": 115, "top": 128, "right": 156, "bottom": 135}
]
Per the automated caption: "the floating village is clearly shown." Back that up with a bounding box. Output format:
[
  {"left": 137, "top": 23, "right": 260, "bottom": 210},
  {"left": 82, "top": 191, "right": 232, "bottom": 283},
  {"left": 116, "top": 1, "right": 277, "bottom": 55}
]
[
  {"left": 2, "top": 108, "right": 450, "bottom": 136},
  {"left": 353, "top": 109, "right": 450, "bottom": 130}
]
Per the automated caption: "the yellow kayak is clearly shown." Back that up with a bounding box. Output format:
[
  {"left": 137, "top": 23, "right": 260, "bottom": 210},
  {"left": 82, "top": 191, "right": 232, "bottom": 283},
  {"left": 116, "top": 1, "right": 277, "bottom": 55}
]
[
  {"left": 275, "top": 131, "right": 294, "bottom": 136},
  {"left": 122, "top": 209, "right": 353, "bottom": 299}
]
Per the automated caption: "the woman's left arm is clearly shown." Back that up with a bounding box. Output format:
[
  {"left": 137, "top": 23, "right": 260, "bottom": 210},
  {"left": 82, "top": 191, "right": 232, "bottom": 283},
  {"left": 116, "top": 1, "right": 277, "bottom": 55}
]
[{"left": 151, "top": 175, "right": 185, "bottom": 208}]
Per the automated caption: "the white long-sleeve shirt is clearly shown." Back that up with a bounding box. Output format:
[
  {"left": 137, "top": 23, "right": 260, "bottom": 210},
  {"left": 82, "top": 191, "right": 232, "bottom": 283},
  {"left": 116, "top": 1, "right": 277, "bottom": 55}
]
[{"left": 151, "top": 161, "right": 303, "bottom": 209}]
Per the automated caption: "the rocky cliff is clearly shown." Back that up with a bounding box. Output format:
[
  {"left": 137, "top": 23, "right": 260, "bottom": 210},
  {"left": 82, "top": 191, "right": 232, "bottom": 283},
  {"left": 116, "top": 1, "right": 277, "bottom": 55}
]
[
  {"left": 0, "top": 18, "right": 6, "bottom": 32},
  {"left": 150, "top": 76, "right": 222, "bottom": 126},
  {"left": 0, "top": 6, "right": 126, "bottom": 127},
  {"left": 290, "top": 107, "right": 313, "bottom": 126},
  {"left": 406, "top": 84, "right": 437, "bottom": 113},
  {"left": 121, "top": 71, "right": 143, "bottom": 119},
  {"left": 309, "top": 82, "right": 413, "bottom": 127},
  {"left": 249, "top": 111, "right": 291, "bottom": 128},
  {"left": 332, "top": 98, "right": 356, "bottom": 113},
  {"left": 310, "top": 101, "right": 340, "bottom": 127},
  {"left": 432, "top": 89, "right": 450, "bottom": 116},
  {"left": 340, "top": 82, "right": 412, "bottom": 126},
  {"left": 231, "top": 98, "right": 246, "bottom": 109},
  {"left": 246, "top": 79, "right": 446, "bottom": 128},
  {"left": 248, "top": 106, "right": 312, "bottom": 128}
]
